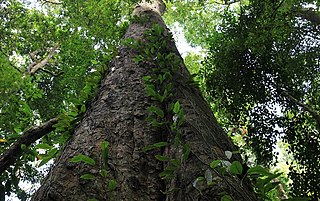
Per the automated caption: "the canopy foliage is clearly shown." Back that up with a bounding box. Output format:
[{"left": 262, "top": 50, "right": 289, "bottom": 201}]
[
  {"left": 196, "top": 0, "right": 320, "bottom": 199},
  {"left": 0, "top": 0, "right": 319, "bottom": 200}
]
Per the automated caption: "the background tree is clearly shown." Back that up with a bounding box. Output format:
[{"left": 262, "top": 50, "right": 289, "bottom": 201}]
[{"left": 198, "top": 0, "right": 320, "bottom": 199}]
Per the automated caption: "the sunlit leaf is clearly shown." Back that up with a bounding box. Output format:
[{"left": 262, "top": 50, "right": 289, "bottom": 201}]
[
  {"left": 173, "top": 101, "right": 181, "bottom": 114},
  {"left": 70, "top": 154, "right": 96, "bottom": 166},
  {"left": 0, "top": 139, "right": 7, "bottom": 143},
  {"left": 210, "top": 160, "right": 221, "bottom": 169}
]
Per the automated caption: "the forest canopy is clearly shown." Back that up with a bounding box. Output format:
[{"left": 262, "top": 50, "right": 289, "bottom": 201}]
[{"left": 0, "top": 0, "right": 319, "bottom": 200}]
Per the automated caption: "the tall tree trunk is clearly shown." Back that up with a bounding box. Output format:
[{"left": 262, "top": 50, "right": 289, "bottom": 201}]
[{"left": 32, "top": 1, "right": 257, "bottom": 200}]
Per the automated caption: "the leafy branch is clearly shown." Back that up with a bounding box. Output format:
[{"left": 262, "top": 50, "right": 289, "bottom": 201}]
[
  {"left": 0, "top": 117, "right": 58, "bottom": 175},
  {"left": 280, "top": 89, "right": 320, "bottom": 127}
]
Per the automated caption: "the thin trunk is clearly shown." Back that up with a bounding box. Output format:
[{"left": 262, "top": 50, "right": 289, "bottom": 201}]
[{"left": 32, "top": 1, "right": 257, "bottom": 200}]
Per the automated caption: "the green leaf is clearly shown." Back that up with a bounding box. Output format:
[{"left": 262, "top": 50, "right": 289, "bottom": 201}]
[
  {"left": 80, "top": 104, "right": 86, "bottom": 113},
  {"left": 264, "top": 181, "right": 280, "bottom": 193},
  {"left": 229, "top": 161, "right": 243, "bottom": 175},
  {"left": 159, "top": 169, "right": 175, "bottom": 179},
  {"left": 70, "top": 154, "right": 96, "bottom": 166},
  {"left": 108, "top": 180, "right": 117, "bottom": 191},
  {"left": 133, "top": 55, "right": 144, "bottom": 63},
  {"left": 143, "top": 75, "right": 152, "bottom": 82},
  {"left": 149, "top": 119, "right": 166, "bottom": 127},
  {"left": 80, "top": 174, "right": 96, "bottom": 180},
  {"left": 99, "top": 169, "right": 109, "bottom": 177},
  {"left": 155, "top": 155, "right": 170, "bottom": 161},
  {"left": 182, "top": 143, "right": 191, "bottom": 161},
  {"left": 157, "top": 74, "right": 163, "bottom": 83},
  {"left": 14, "top": 127, "right": 22, "bottom": 134},
  {"left": 101, "top": 140, "right": 109, "bottom": 167},
  {"left": 221, "top": 195, "right": 233, "bottom": 201},
  {"left": 19, "top": 102, "right": 32, "bottom": 116},
  {"left": 34, "top": 143, "right": 52, "bottom": 150},
  {"left": 46, "top": 148, "right": 58, "bottom": 157},
  {"left": 247, "top": 165, "right": 271, "bottom": 176},
  {"left": 122, "top": 38, "right": 135, "bottom": 47},
  {"left": 7, "top": 133, "right": 20, "bottom": 140},
  {"left": 210, "top": 160, "right": 221, "bottom": 169},
  {"left": 21, "top": 144, "right": 27, "bottom": 150},
  {"left": 161, "top": 89, "right": 168, "bottom": 102},
  {"left": 147, "top": 106, "right": 164, "bottom": 118},
  {"left": 177, "top": 109, "right": 185, "bottom": 126},
  {"left": 145, "top": 84, "right": 157, "bottom": 97},
  {"left": 38, "top": 156, "right": 53, "bottom": 167},
  {"left": 171, "top": 159, "right": 181, "bottom": 167},
  {"left": 258, "top": 172, "right": 282, "bottom": 187},
  {"left": 152, "top": 141, "right": 168, "bottom": 148},
  {"left": 67, "top": 111, "right": 78, "bottom": 117},
  {"left": 173, "top": 101, "right": 181, "bottom": 114},
  {"left": 83, "top": 84, "right": 92, "bottom": 94},
  {"left": 143, "top": 141, "right": 168, "bottom": 152},
  {"left": 91, "top": 60, "right": 98, "bottom": 65}
]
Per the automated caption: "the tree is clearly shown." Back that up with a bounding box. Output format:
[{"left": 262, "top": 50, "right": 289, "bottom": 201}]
[
  {"left": 0, "top": 0, "right": 257, "bottom": 200},
  {"left": 199, "top": 0, "right": 320, "bottom": 199}
]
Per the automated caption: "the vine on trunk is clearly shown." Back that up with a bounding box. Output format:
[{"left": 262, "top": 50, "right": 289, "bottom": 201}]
[{"left": 126, "top": 23, "right": 189, "bottom": 181}]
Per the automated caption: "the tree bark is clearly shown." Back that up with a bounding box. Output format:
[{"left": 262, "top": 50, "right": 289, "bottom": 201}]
[{"left": 32, "top": 1, "right": 257, "bottom": 200}]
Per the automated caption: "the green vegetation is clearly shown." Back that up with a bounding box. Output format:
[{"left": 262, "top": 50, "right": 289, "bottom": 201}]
[{"left": 0, "top": 0, "right": 319, "bottom": 200}]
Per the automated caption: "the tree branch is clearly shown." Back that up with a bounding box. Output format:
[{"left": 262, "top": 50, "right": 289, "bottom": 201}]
[
  {"left": 224, "top": 0, "right": 240, "bottom": 5},
  {"left": 271, "top": 0, "right": 285, "bottom": 17},
  {"left": 42, "top": 0, "right": 62, "bottom": 5},
  {"left": 28, "top": 49, "right": 42, "bottom": 61},
  {"left": 298, "top": 8, "right": 320, "bottom": 25},
  {"left": 27, "top": 44, "right": 59, "bottom": 75},
  {"left": 281, "top": 90, "right": 320, "bottom": 126},
  {"left": 205, "top": 0, "right": 240, "bottom": 6},
  {"left": 0, "top": 117, "right": 58, "bottom": 175}
]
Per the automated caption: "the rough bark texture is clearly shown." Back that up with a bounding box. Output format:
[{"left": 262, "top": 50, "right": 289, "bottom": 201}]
[{"left": 32, "top": 1, "right": 257, "bottom": 200}]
